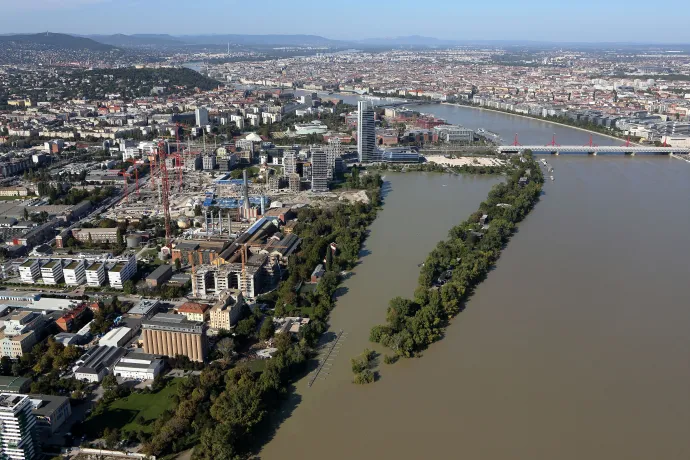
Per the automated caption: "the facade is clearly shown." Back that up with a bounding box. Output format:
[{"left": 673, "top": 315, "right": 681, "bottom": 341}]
[
  {"left": 107, "top": 254, "right": 137, "bottom": 289},
  {"left": 209, "top": 291, "right": 245, "bottom": 330},
  {"left": 310, "top": 149, "right": 329, "bottom": 192},
  {"left": 176, "top": 302, "right": 211, "bottom": 322},
  {"left": 146, "top": 264, "right": 173, "bottom": 288},
  {"left": 202, "top": 154, "right": 217, "bottom": 171},
  {"left": 28, "top": 394, "right": 71, "bottom": 436},
  {"left": 74, "top": 346, "right": 126, "bottom": 383},
  {"left": 71, "top": 227, "right": 119, "bottom": 244},
  {"left": 18, "top": 260, "right": 40, "bottom": 284},
  {"left": 357, "top": 100, "right": 376, "bottom": 163},
  {"left": 195, "top": 107, "right": 209, "bottom": 127},
  {"left": 433, "top": 125, "right": 474, "bottom": 143},
  {"left": 63, "top": 260, "right": 86, "bottom": 286},
  {"left": 283, "top": 151, "right": 297, "bottom": 176},
  {"left": 287, "top": 173, "right": 301, "bottom": 193},
  {"left": 326, "top": 138, "right": 342, "bottom": 179},
  {"left": 40, "top": 260, "right": 63, "bottom": 285},
  {"left": 171, "top": 240, "right": 228, "bottom": 266},
  {"left": 55, "top": 304, "right": 88, "bottom": 332},
  {"left": 0, "top": 332, "right": 36, "bottom": 359},
  {"left": 141, "top": 313, "right": 207, "bottom": 362},
  {"left": 381, "top": 147, "right": 420, "bottom": 163},
  {"left": 85, "top": 262, "right": 106, "bottom": 287},
  {"left": 112, "top": 352, "right": 164, "bottom": 381},
  {"left": 0, "top": 393, "right": 38, "bottom": 460}
]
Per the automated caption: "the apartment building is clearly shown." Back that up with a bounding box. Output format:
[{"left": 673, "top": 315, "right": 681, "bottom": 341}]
[
  {"left": 357, "top": 100, "right": 376, "bottom": 163},
  {"left": 18, "top": 260, "right": 40, "bottom": 284},
  {"left": 63, "top": 260, "right": 86, "bottom": 286},
  {"left": 176, "top": 302, "right": 211, "bottom": 322},
  {"left": 85, "top": 262, "right": 106, "bottom": 287},
  {"left": 40, "top": 260, "right": 63, "bottom": 285},
  {"left": 107, "top": 254, "right": 136, "bottom": 289},
  {"left": 0, "top": 393, "right": 39, "bottom": 460},
  {"left": 141, "top": 313, "right": 207, "bottom": 363},
  {"left": 0, "top": 332, "right": 37, "bottom": 360}
]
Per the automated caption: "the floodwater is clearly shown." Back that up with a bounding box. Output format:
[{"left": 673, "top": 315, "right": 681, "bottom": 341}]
[{"left": 260, "top": 108, "right": 690, "bottom": 459}]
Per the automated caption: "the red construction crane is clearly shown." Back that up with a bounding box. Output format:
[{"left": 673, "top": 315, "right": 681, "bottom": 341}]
[
  {"left": 546, "top": 133, "right": 560, "bottom": 147},
  {"left": 512, "top": 133, "right": 521, "bottom": 146},
  {"left": 584, "top": 134, "right": 598, "bottom": 148},
  {"left": 120, "top": 169, "right": 139, "bottom": 203}
]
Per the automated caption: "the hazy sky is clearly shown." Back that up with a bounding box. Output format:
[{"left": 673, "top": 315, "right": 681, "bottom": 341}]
[{"left": 1, "top": 0, "right": 689, "bottom": 43}]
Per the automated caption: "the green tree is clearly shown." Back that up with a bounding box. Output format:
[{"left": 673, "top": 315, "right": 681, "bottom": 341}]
[
  {"left": 174, "top": 259, "right": 182, "bottom": 271},
  {"left": 102, "top": 374, "right": 118, "bottom": 390},
  {"left": 123, "top": 280, "right": 136, "bottom": 295},
  {"left": 259, "top": 317, "right": 274, "bottom": 341}
]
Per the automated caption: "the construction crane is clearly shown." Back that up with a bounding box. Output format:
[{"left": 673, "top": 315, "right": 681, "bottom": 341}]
[
  {"left": 120, "top": 169, "right": 139, "bottom": 203},
  {"left": 157, "top": 141, "right": 173, "bottom": 247}
]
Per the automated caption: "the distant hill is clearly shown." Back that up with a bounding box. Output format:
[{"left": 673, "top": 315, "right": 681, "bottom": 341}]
[
  {"left": 179, "top": 34, "right": 343, "bottom": 47},
  {"left": 0, "top": 33, "right": 116, "bottom": 51},
  {"left": 355, "top": 35, "right": 460, "bottom": 46},
  {"left": 88, "top": 34, "right": 183, "bottom": 47}
]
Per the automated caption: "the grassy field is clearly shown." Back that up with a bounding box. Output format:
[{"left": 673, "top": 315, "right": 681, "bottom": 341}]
[{"left": 86, "top": 378, "right": 181, "bottom": 436}]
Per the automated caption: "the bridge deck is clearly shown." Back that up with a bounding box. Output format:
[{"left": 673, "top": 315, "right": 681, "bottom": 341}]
[{"left": 497, "top": 145, "right": 690, "bottom": 154}]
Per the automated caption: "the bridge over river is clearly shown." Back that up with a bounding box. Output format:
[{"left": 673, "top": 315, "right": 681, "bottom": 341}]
[{"left": 497, "top": 145, "right": 690, "bottom": 155}]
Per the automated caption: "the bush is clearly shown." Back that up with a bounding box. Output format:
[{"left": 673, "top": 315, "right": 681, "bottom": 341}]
[
  {"left": 383, "top": 354, "right": 398, "bottom": 365},
  {"left": 353, "top": 370, "right": 375, "bottom": 385}
]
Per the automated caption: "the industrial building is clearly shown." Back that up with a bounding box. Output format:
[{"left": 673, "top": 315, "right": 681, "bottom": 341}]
[
  {"left": 145, "top": 264, "right": 173, "bottom": 288},
  {"left": 98, "top": 327, "right": 133, "bottom": 348},
  {"left": 171, "top": 240, "right": 229, "bottom": 266},
  {"left": 112, "top": 352, "right": 164, "bottom": 381},
  {"left": 74, "top": 346, "right": 126, "bottom": 383},
  {"left": 0, "top": 377, "right": 31, "bottom": 394},
  {"left": 141, "top": 313, "right": 207, "bottom": 362},
  {"left": 0, "top": 393, "right": 39, "bottom": 460}
]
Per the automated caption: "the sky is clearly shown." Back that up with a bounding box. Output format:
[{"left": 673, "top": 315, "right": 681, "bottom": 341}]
[{"left": 1, "top": 0, "right": 689, "bottom": 43}]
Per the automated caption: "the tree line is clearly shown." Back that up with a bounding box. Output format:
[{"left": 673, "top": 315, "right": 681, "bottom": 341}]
[{"left": 368, "top": 154, "right": 544, "bottom": 358}]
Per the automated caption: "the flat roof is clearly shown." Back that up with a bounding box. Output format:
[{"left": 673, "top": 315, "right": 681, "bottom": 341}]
[
  {"left": 146, "top": 264, "right": 172, "bottom": 280},
  {"left": 29, "top": 394, "right": 69, "bottom": 417},
  {"left": 0, "top": 376, "right": 30, "bottom": 392},
  {"left": 128, "top": 299, "right": 160, "bottom": 316}
]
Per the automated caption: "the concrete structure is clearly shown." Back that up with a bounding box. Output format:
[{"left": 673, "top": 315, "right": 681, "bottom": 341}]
[
  {"left": 287, "top": 173, "right": 301, "bottom": 193},
  {"left": 73, "top": 346, "right": 126, "bottom": 383},
  {"left": 98, "top": 327, "right": 133, "bottom": 348},
  {"left": 0, "top": 393, "right": 38, "bottom": 460},
  {"left": 145, "top": 264, "right": 173, "bottom": 288},
  {"left": 283, "top": 151, "right": 297, "bottom": 176},
  {"left": 28, "top": 394, "right": 71, "bottom": 436},
  {"left": 107, "top": 254, "right": 137, "bottom": 289},
  {"left": 112, "top": 352, "right": 164, "bottom": 381},
  {"left": 141, "top": 313, "right": 207, "bottom": 362},
  {"left": 208, "top": 290, "right": 245, "bottom": 330},
  {"left": 63, "top": 260, "right": 86, "bottom": 286},
  {"left": 357, "top": 100, "right": 376, "bottom": 163}
]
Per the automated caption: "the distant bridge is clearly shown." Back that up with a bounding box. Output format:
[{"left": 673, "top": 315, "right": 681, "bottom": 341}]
[{"left": 497, "top": 145, "right": 690, "bottom": 155}]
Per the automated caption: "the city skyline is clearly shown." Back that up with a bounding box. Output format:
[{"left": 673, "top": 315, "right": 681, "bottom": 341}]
[{"left": 2, "top": 0, "right": 690, "bottom": 43}]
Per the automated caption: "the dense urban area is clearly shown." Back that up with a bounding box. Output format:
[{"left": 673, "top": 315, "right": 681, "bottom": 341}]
[{"left": 0, "top": 31, "right": 689, "bottom": 460}]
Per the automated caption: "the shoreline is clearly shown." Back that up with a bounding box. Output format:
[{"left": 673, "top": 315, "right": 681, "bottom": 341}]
[{"left": 439, "top": 102, "right": 636, "bottom": 145}]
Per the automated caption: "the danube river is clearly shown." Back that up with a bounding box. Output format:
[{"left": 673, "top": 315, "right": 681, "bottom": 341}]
[{"left": 260, "top": 102, "right": 690, "bottom": 460}]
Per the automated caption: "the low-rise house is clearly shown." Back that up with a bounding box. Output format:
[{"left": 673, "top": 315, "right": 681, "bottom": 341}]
[
  {"left": 73, "top": 346, "right": 126, "bottom": 383},
  {"left": 176, "top": 302, "right": 211, "bottom": 323},
  {"left": 113, "top": 352, "right": 164, "bottom": 381}
]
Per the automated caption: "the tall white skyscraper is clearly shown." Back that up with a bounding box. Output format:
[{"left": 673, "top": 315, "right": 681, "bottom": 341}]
[
  {"left": 283, "top": 151, "right": 297, "bottom": 176},
  {"left": 0, "top": 393, "right": 38, "bottom": 460},
  {"left": 195, "top": 107, "right": 209, "bottom": 127},
  {"left": 357, "top": 101, "right": 376, "bottom": 163}
]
